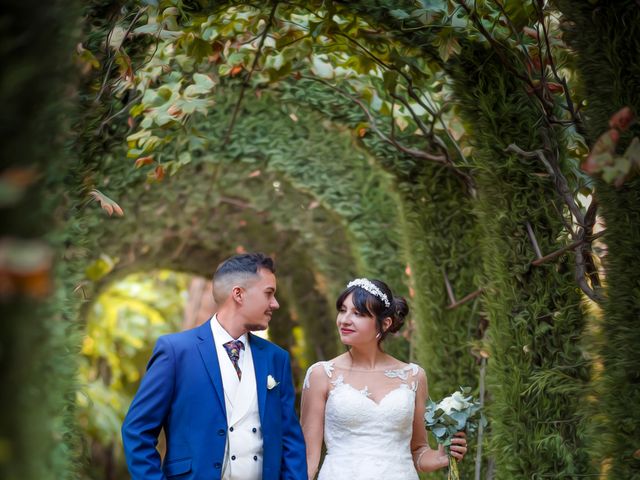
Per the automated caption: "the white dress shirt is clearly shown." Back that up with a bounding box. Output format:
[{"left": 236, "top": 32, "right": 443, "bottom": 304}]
[
  {"left": 210, "top": 315, "right": 262, "bottom": 480},
  {"left": 211, "top": 314, "right": 249, "bottom": 402}
]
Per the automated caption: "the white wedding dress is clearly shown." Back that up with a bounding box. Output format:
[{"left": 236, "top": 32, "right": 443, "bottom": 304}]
[{"left": 304, "top": 361, "right": 421, "bottom": 480}]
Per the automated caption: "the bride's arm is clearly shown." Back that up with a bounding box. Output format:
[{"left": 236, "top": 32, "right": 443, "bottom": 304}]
[
  {"left": 410, "top": 368, "right": 450, "bottom": 472},
  {"left": 300, "top": 364, "right": 329, "bottom": 480}
]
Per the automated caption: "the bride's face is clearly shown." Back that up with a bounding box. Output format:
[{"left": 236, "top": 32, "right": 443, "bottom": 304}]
[{"left": 336, "top": 293, "right": 378, "bottom": 346}]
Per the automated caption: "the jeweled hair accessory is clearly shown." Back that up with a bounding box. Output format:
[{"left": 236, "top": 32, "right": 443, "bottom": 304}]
[{"left": 347, "top": 278, "right": 391, "bottom": 308}]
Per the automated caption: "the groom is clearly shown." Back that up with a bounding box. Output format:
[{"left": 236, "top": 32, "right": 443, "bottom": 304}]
[{"left": 122, "top": 253, "right": 307, "bottom": 479}]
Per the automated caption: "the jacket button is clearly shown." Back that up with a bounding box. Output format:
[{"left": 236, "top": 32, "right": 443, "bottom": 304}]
[
  {"left": 229, "top": 427, "right": 234, "bottom": 432},
  {"left": 217, "top": 429, "right": 225, "bottom": 436},
  {"left": 252, "top": 427, "right": 257, "bottom": 433},
  {"left": 231, "top": 455, "right": 236, "bottom": 461},
  {"left": 253, "top": 455, "right": 258, "bottom": 461},
  {"left": 214, "top": 462, "right": 221, "bottom": 469}
]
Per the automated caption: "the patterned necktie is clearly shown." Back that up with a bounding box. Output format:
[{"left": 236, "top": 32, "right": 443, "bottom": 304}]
[{"left": 223, "top": 339, "right": 245, "bottom": 380}]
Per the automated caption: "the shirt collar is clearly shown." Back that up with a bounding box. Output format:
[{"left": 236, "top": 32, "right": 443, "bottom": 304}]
[{"left": 211, "top": 314, "right": 248, "bottom": 347}]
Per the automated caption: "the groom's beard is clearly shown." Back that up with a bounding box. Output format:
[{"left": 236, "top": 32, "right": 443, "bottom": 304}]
[{"left": 244, "top": 323, "right": 268, "bottom": 331}]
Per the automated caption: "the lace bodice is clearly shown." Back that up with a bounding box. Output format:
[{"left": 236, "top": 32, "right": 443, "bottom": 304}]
[{"left": 303, "top": 361, "right": 421, "bottom": 480}]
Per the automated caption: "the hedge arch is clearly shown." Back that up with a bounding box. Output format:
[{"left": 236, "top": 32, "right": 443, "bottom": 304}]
[
  {"left": 279, "top": 79, "right": 482, "bottom": 405},
  {"left": 80, "top": 156, "right": 354, "bottom": 367},
  {"left": 3, "top": 1, "right": 640, "bottom": 479}
]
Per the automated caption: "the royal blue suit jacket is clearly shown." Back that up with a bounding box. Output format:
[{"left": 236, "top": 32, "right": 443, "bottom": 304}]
[{"left": 121, "top": 320, "right": 307, "bottom": 479}]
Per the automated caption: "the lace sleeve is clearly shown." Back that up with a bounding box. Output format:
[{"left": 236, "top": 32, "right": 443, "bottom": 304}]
[{"left": 303, "top": 361, "right": 334, "bottom": 389}]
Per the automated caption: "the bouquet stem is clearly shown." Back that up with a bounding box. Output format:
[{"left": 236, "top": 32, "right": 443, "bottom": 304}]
[{"left": 448, "top": 454, "right": 459, "bottom": 480}]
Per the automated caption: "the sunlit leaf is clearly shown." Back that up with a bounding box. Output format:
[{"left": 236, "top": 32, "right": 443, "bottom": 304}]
[{"left": 89, "top": 189, "right": 124, "bottom": 217}]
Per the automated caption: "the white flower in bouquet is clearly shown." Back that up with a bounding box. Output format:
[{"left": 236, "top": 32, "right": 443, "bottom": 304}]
[
  {"left": 437, "top": 391, "right": 472, "bottom": 415},
  {"left": 424, "top": 387, "right": 486, "bottom": 480}
]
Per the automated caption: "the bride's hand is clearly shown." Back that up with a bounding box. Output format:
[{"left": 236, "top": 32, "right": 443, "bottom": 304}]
[
  {"left": 436, "top": 431, "right": 468, "bottom": 466},
  {"left": 449, "top": 431, "right": 468, "bottom": 461}
]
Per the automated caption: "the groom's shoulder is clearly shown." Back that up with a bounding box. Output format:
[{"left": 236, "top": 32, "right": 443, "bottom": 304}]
[
  {"left": 250, "top": 334, "right": 288, "bottom": 357},
  {"left": 155, "top": 322, "right": 205, "bottom": 348}
]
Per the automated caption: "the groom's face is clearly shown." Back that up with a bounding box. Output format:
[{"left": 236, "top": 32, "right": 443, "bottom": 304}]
[{"left": 240, "top": 268, "right": 279, "bottom": 331}]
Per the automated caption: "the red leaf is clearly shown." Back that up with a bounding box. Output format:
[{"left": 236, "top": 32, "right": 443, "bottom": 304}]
[
  {"left": 88, "top": 189, "right": 124, "bottom": 217},
  {"left": 167, "top": 105, "right": 182, "bottom": 117},
  {"left": 1, "top": 167, "right": 39, "bottom": 187},
  {"left": 609, "top": 106, "right": 634, "bottom": 132},
  {"left": 230, "top": 65, "right": 243, "bottom": 77},
  {"left": 248, "top": 170, "right": 261, "bottom": 178},
  {"left": 358, "top": 127, "right": 367, "bottom": 137},
  {"left": 547, "top": 82, "right": 564, "bottom": 93},
  {"left": 134, "top": 156, "right": 154, "bottom": 168},
  {"left": 582, "top": 129, "right": 619, "bottom": 174},
  {"left": 154, "top": 165, "right": 165, "bottom": 181}
]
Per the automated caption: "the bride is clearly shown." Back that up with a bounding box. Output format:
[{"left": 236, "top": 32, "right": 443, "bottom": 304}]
[{"left": 301, "top": 278, "right": 468, "bottom": 479}]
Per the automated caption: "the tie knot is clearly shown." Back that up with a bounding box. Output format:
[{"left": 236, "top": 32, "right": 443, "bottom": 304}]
[{"left": 223, "top": 339, "right": 244, "bottom": 361}]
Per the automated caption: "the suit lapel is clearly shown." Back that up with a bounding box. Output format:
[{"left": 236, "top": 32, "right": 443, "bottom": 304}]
[
  {"left": 196, "top": 320, "right": 226, "bottom": 415},
  {"left": 250, "top": 334, "right": 268, "bottom": 425}
]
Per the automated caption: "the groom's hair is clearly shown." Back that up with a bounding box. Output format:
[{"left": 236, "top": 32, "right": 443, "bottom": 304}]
[{"left": 212, "top": 252, "right": 275, "bottom": 304}]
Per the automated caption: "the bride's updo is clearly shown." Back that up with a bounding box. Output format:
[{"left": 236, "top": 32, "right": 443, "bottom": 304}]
[{"left": 336, "top": 278, "right": 409, "bottom": 344}]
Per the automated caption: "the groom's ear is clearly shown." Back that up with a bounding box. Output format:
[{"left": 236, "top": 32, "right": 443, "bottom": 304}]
[{"left": 232, "top": 286, "right": 244, "bottom": 304}]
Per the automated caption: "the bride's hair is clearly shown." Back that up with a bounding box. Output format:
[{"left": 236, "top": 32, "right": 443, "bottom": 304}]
[{"left": 336, "top": 279, "right": 409, "bottom": 344}]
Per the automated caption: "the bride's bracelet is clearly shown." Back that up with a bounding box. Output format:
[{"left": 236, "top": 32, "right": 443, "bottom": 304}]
[{"left": 414, "top": 447, "right": 429, "bottom": 472}]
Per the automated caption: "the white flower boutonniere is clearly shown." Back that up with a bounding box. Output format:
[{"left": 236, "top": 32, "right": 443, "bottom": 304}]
[{"left": 267, "top": 375, "right": 279, "bottom": 390}]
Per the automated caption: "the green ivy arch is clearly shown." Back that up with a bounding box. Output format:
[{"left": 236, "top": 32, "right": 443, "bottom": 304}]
[{"left": 4, "top": 1, "right": 640, "bottom": 479}]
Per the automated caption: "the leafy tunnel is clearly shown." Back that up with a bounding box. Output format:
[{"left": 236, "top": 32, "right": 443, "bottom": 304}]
[{"left": 2, "top": 1, "right": 639, "bottom": 479}]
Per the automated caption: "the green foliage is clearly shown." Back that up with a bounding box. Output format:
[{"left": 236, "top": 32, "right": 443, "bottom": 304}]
[
  {"left": 0, "top": 1, "right": 84, "bottom": 479},
  {"left": 555, "top": 1, "right": 640, "bottom": 477},
  {"left": 449, "top": 40, "right": 594, "bottom": 478},
  {"left": 6, "top": 1, "right": 637, "bottom": 479}
]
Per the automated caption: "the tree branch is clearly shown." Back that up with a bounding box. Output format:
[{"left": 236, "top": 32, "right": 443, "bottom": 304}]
[
  {"left": 535, "top": 1, "right": 586, "bottom": 136},
  {"left": 302, "top": 75, "right": 448, "bottom": 163},
  {"left": 95, "top": 7, "right": 148, "bottom": 103},
  {"left": 505, "top": 143, "right": 605, "bottom": 303},
  {"left": 505, "top": 143, "right": 584, "bottom": 225},
  {"left": 531, "top": 230, "right": 605, "bottom": 266}
]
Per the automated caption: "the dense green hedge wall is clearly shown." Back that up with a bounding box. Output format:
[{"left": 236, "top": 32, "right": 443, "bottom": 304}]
[
  {"left": 556, "top": 2, "right": 640, "bottom": 476},
  {"left": 0, "top": 2, "right": 84, "bottom": 479},
  {"left": 449, "top": 41, "right": 594, "bottom": 478}
]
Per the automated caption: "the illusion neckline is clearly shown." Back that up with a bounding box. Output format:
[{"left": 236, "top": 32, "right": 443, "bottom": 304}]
[{"left": 329, "top": 361, "right": 415, "bottom": 373}]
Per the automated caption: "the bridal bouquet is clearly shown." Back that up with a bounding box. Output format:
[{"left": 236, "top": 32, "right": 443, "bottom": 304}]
[{"left": 424, "top": 387, "right": 485, "bottom": 480}]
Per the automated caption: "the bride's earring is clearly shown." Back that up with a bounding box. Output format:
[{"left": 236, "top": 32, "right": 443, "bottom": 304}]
[{"left": 375, "top": 332, "right": 381, "bottom": 339}]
